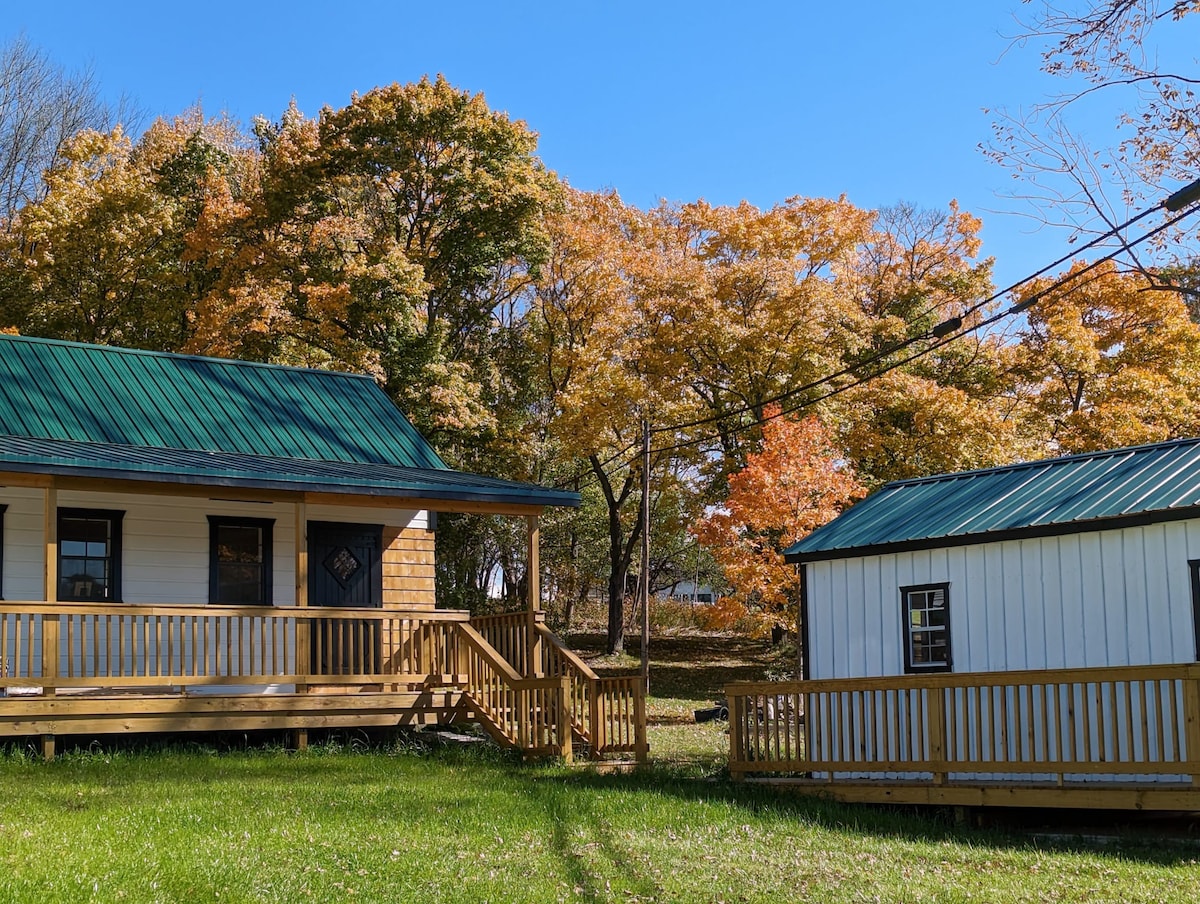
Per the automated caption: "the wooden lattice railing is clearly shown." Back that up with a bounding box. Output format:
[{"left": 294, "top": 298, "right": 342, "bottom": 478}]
[
  {"left": 0, "top": 603, "right": 641, "bottom": 762},
  {"left": 456, "top": 623, "right": 572, "bottom": 758},
  {"left": 727, "top": 663, "right": 1200, "bottom": 785}
]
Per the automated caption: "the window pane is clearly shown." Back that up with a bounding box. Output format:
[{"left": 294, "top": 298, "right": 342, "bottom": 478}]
[
  {"left": 218, "top": 562, "right": 263, "bottom": 604},
  {"left": 59, "top": 512, "right": 119, "bottom": 602},
  {"left": 905, "top": 585, "right": 950, "bottom": 670},
  {"left": 218, "top": 525, "right": 262, "bottom": 564}
]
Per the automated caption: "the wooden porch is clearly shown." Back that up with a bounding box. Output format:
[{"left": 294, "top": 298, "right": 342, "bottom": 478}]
[
  {"left": 727, "top": 663, "right": 1200, "bottom": 810},
  {"left": 0, "top": 602, "right": 647, "bottom": 763}
]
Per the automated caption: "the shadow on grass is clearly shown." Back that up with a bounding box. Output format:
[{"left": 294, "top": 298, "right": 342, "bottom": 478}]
[
  {"left": 8, "top": 738, "right": 1194, "bottom": 870},
  {"left": 517, "top": 765, "right": 1200, "bottom": 867}
]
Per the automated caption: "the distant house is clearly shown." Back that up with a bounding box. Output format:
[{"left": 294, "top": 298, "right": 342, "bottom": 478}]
[
  {"left": 725, "top": 439, "right": 1200, "bottom": 809},
  {"left": 0, "top": 335, "right": 646, "bottom": 762},
  {"left": 657, "top": 581, "right": 715, "bottom": 604}
]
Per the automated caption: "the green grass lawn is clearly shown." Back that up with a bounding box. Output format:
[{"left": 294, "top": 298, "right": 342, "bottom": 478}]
[
  {"left": 1, "top": 631, "right": 1198, "bottom": 903},
  {"left": 1, "top": 744, "right": 1197, "bottom": 904}
]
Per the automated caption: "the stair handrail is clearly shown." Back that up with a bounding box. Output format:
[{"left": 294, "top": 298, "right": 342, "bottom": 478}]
[{"left": 455, "top": 623, "right": 572, "bottom": 759}]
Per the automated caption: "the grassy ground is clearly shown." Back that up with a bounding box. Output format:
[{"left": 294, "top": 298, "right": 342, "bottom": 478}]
[
  {"left": 1, "top": 630, "right": 1198, "bottom": 903},
  {"left": 569, "top": 629, "right": 790, "bottom": 774}
]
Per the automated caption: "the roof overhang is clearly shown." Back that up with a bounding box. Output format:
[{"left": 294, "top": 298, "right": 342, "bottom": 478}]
[
  {"left": 785, "top": 504, "right": 1200, "bottom": 564},
  {"left": 0, "top": 435, "right": 580, "bottom": 515}
]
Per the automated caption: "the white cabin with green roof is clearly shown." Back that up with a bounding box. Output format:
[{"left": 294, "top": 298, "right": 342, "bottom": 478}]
[
  {"left": 726, "top": 442, "right": 1200, "bottom": 810},
  {"left": 0, "top": 334, "right": 646, "bottom": 762}
]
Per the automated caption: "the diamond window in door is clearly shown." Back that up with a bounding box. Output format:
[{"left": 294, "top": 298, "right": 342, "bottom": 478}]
[{"left": 324, "top": 546, "right": 363, "bottom": 587}]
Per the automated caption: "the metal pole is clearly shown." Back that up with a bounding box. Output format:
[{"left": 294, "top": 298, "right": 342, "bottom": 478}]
[{"left": 640, "top": 417, "right": 650, "bottom": 695}]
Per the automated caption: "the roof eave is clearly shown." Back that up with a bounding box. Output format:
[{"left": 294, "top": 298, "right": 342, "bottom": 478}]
[
  {"left": 785, "top": 503, "right": 1200, "bottom": 564},
  {"left": 0, "top": 462, "right": 580, "bottom": 512}
]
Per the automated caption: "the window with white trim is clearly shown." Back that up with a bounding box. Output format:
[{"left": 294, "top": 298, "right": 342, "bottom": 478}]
[{"left": 901, "top": 582, "right": 951, "bottom": 673}]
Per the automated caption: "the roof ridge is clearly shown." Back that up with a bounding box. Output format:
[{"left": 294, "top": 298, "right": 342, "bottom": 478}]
[
  {"left": 0, "top": 332, "right": 378, "bottom": 382},
  {"left": 879, "top": 436, "right": 1200, "bottom": 490}
]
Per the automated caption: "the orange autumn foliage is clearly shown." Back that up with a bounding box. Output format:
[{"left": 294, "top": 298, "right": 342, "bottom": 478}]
[{"left": 693, "top": 407, "right": 864, "bottom": 626}]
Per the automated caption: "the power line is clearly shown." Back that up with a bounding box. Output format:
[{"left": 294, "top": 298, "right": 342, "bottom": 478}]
[
  {"left": 648, "top": 197, "right": 1200, "bottom": 458},
  {"left": 653, "top": 193, "right": 1176, "bottom": 438}
]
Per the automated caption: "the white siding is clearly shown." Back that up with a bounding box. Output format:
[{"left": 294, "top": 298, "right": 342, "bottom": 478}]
[
  {"left": 0, "top": 488, "right": 426, "bottom": 606},
  {"left": 806, "top": 518, "right": 1200, "bottom": 680}
]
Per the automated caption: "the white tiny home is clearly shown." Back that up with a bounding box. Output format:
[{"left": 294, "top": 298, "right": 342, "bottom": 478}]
[
  {"left": 727, "top": 440, "right": 1200, "bottom": 809},
  {"left": 786, "top": 440, "right": 1200, "bottom": 680},
  {"left": 0, "top": 335, "right": 647, "bottom": 763}
]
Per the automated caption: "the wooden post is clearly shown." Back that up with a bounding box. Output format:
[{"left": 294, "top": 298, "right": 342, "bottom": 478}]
[
  {"left": 728, "top": 692, "right": 744, "bottom": 781},
  {"left": 928, "top": 686, "right": 947, "bottom": 785},
  {"left": 526, "top": 514, "right": 542, "bottom": 679},
  {"left": 1184, "top": 676, "right": 1200, "bottom": 784},
  {"left": 640, "top": 418, "right": 650, "bottom": 696},
  {"left": 634, "top": 680, "right": 648, "bottom": 766},
  {"left": 587, "top": 677, "right": 602, "bottom": 756},
  {"left": 42, "top": 484, "right": 58, "bottom": 697},
  {"left": 558, "top": 676, "right": 574, "bottom": 764},
  {"left": 41, "top": 734, "right": 55, "bottom": 761},
  {"left": 517, "top": 685, "right": 530, "bottom": 753},
  {"left": 295, "top": 500, "right": 309, "bottom": 694}
]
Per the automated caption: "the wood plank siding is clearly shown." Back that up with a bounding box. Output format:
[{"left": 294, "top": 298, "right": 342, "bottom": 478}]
[{"left": 2, "top": 488, "right": 433, "bottom": 611}]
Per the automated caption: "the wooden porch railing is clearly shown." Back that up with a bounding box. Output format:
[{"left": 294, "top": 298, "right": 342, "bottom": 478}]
[
  {"left": 727, "top": 663, "right": 1200, "bottom": 786},
  {"left": 0, "top": 602, "right": 469, "bottom": 691},
  {"left": 471, "top": 612, "right": 648, "bottom": 762},
  {"left": 0, "top": 602, "right": 586, "bottom": 761},
  {"left": 456, "top": 623, "right": 572, "bottom": 759}
]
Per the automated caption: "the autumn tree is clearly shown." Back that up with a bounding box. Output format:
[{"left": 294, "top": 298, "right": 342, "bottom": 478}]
[
  {"left": 0, "top": 35, "right": 132, "bottom": 224},
  {"left": 1, "top": 112, "right": 253, "bottom": 349},
  {"left": 658, "top": 196, "right": 874, "bottom": 470},
  {"left": 1013, "top": 259, "right": 1200, "bottom": 453},
  {"left": 530, "top": 188, "right": 705, "bottom": 651},
  {"left": 693, "top": 407, "right": 864, "bottom": 629},
  {"left": 989, "top": 1, "right": 1200, "bottom": 294}
]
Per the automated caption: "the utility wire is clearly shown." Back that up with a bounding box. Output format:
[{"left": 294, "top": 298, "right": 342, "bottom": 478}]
[
  {"left": 556, "top": 178, "right": 1200, "bottom": 486},
  {"left": 648, "top": 198, "right": 1200, "bottom": 457},
  {"left": 653, "top": 195, "right": 1173, "bottom": 437}
]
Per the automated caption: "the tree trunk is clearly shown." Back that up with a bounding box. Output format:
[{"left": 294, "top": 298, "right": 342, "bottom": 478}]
[{"left": 591, "top": 453, "right": 639, "bottom": 655}]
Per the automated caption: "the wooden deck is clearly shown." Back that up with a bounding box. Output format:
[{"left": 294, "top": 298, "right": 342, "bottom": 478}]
[
  {"left": 0, "top": 602, "right": 647, "bottom": 763},
  {"left": 727, "top": 664, "right": 1200, "bottom": 810}
]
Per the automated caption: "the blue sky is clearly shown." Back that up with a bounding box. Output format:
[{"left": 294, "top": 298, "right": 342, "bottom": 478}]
[{"left": 4, "top": 1, "right": 1187, "bottom": 290}]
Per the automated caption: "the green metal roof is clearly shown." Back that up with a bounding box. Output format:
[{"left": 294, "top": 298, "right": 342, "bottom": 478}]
[
  {"left": 0, "top": 335, "right": 579, "bottom": 508},
  {"left": 0, "top": 333, "right": 444, "bottom": 468},
  {"left": 786, "top": 437, "right": 1200, "bottom": 562}
]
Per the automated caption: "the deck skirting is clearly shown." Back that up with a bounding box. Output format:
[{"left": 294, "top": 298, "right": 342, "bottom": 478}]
[
  {"left": 0, "top": 690, "right": 467, "bottom": 737},
  {"left": 741, "top": 776, "right": 1200, "bottom": 811}
]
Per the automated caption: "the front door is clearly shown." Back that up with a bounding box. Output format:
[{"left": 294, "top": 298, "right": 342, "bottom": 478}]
[{"left": 308, "top": 521, "right": 384, "bottom": 675}]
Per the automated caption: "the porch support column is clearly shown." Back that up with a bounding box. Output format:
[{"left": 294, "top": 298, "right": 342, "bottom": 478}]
[
  {"left": 42, "top": 483, "right": 58, "bottom": 707},
  {"left": 527, "top": 513, "right": 542, "bottom": 678},
  {"left": 293, "top": 499, "right": 309, "bottom": 753}
]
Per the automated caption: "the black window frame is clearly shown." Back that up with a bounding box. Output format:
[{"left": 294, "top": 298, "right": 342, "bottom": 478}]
[
  {"left": 58, "top": 508, "right": 124, "bottom": 602},
  {"left": 0, "top": 503, "right": 7, "bottom": 600},
  {"left": 208, "top": 516, "right": 275, "bottom": 606},
  {"left": 900, "top": 582, "right": 952, "bottom": 674},
  {"left": 1189, "top": 560, "right": 1200, "bottom": 661}
]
